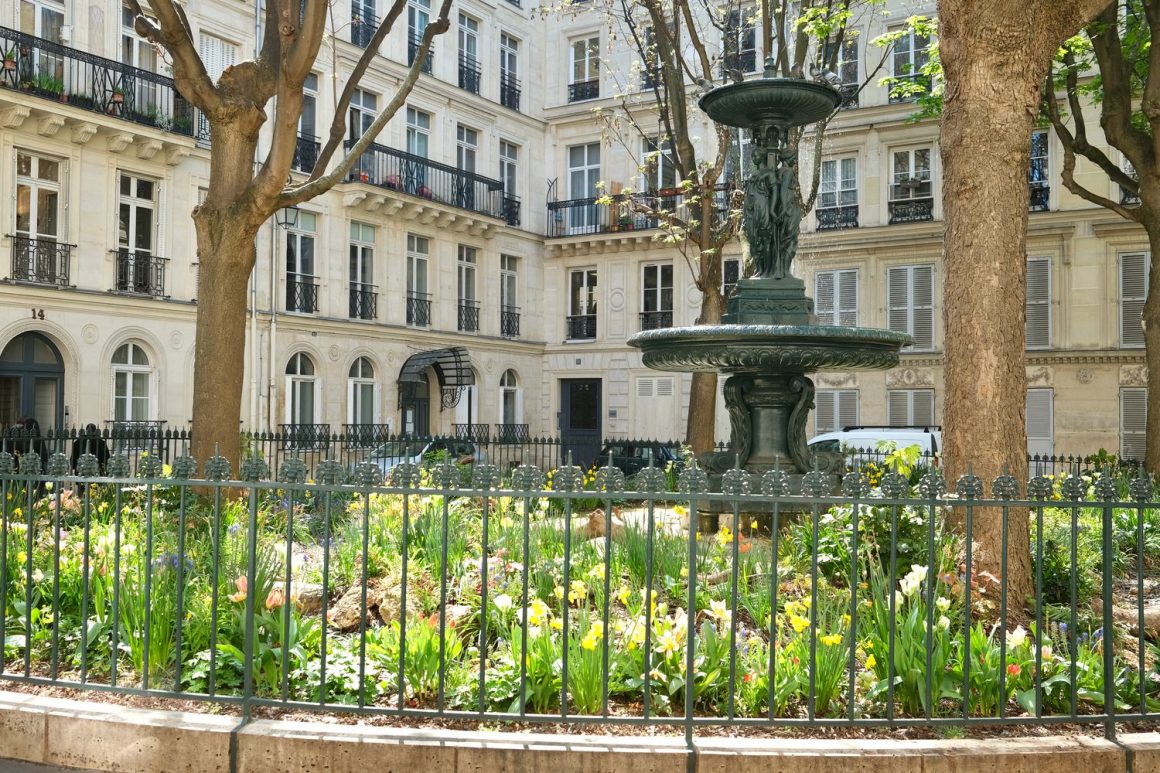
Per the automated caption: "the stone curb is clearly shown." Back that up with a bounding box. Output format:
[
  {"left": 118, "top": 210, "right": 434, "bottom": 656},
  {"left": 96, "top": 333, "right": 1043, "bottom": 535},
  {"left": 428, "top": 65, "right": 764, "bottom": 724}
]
[{"left": 0, "top": 690, "right": 1156, "bottom": 773}]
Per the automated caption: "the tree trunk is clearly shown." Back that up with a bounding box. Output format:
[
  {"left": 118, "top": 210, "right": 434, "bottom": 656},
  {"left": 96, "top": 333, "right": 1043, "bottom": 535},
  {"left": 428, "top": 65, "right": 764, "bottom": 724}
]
[
  {"left": 686, "top": 220, "right": 728, "bottom": 454},
  {"left": 1144, "top": 217, "right": 1160, "bottom": 477},
  {"left": 940, "top": 4, "right": 1043, "bottom": 609}
]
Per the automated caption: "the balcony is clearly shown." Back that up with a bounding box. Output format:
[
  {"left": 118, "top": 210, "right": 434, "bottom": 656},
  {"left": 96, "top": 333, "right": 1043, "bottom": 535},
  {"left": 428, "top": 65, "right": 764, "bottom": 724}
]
[
  {"left": 9, "top": 235, "right": 71, "bottom": 286},
  {"left": 547, "top": 185, "right": 735, "bottom": 237},
  {"left": 293, "top": 135, "right": 320, "bottom": 174},
  {"left": 349, "top": 282, "right": 377, "bottom": 320},
  {"left": 278, "top": 423, "right": 331, "bottom": 450},
  {"left": 501, "top": 305, "right": 520, "bottom": 338},
  {"left": 343, "top": 423, "right": 392, "bottom": 448},
  {"left": 458, "top": 53, "right": 480, "bottom": 95},
  {"left": 1123, "top": 186, "right": 1141, "bottom": 206},
  {"left": 500, "top": 71, "right": 521, "bottom": 111},
  {"left": 344, "top": 140, "right": 507, "bottom": 220},
  {"left": 458, "top": 299, "right": 480, "bottom": 332},
  {"left": 453, "top": 423, "right": 489, "bottom": 442},
  {"left": 1029, "top": 182, "right": 1049, "bottom": 212},
  {"left": 838, "top": 83, "right": 859, "bottom": 108},
  {"left": 351, "top": 9, "right": 378, "bottom": 48},
  {"left": 888, "top": 198, "right": 934, "bottom": 225},
  {"left": 408, "top": 33, "right": 433, "bottom": 75},
  {"left": 816, "top": 205, "right": 859, "bottom": 231},
  {"left": 568, "top": 79, "right": 599, "bottom": 102},
  {"left": 286, "top": 274, "right": 318, "bottom": 313},
  {"left": 0, "top": 25, "right": 196, "bottom": 138},
  {"left": 494, "top": 423, "right": 530, "bottom": 443},
  {"left": 407, "top": 292, "right": 432, "bottom": 326},
  {"left": 115, "top": 249, "right": 167, "bottom": 296},
  {"left": 566, "top": 314, "right": 597, "bottom": 340},
  {"left": 503, "top": 195, "right": 521, "bottom": 227},
  {"left": 639, "top": 310, "right": 673, "bottom": 330}
]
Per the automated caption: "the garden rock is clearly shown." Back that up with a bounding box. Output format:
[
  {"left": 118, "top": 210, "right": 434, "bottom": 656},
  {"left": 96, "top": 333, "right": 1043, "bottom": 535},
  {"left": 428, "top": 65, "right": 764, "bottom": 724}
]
[
  {"left": 1091, "top": 597, "right": 1160, "bottom": 640},
  {"left": 583, "top": 509, "right": 625, "bottom": 540},
  {"left": 327, "top": 577, "right": 405, "bottom": 632},
  {"left": 270, "top": 581, "right": 326, "bottom": 615}
]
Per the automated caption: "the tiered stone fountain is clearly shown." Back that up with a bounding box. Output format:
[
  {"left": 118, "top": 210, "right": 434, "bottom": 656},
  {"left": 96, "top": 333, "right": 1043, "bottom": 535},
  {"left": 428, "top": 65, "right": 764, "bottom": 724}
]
[{"left": 628, "top": 62, "right": 910, "bottom": 482}]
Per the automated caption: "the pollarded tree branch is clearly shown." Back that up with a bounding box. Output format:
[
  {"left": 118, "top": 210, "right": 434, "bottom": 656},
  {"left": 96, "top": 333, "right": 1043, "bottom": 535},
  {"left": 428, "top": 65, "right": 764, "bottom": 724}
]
[
  {"left": 288, "top": 0, "right": 329, "bottom": 80},
  {"left": 1053, "top": 57, "right": 1140, "bottom": 191},
  {"left": 1089, "top": 3, "right": 1154, "bottom": 170},
  {"left": 128, "top": 0, "right": 220, "bottom": 113}
]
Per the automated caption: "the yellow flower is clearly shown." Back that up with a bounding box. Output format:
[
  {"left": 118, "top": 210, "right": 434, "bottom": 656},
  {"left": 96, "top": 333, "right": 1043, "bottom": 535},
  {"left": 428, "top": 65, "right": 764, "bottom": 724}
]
[
  {"left": 708, "top": 599, "right": 731, "bottom": 623},
  {"left": 865, "top": 654, "right": 877, "bottom": 670},
  {"left": 588, "top": 563, "right": 606, "bottom": 581},
  {"left": 789, "top": 614, "right": 810, "bottom": 634},
  {"left": 820, "top": 633, "right": 843, "bottom": 646},
  {"left": 554, "top": 585, "right": 564, "bottom": 600},
  {"left": 526, "top": 599, "right": 550, "bottom": 627},
  {"left": 568, "top": 579, "right": 588, "bottom": 604},
  {"left": 616, "top": 585, "right": 631, "bottom": 606},
  {"left": 550, "top": 618, "right": 563, "bottom": 631},
  {"left": 656, "top": 629, "right": 681, "bottom": 654},
  {"left": 716, "top": 525, "right": 734, "bottom": 547}
]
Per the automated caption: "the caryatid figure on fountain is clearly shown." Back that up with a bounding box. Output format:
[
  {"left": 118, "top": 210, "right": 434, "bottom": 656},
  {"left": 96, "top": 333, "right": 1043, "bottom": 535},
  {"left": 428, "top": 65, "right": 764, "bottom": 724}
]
[{"left": 743, "top": 124, "right": 801, "bottom": 281}]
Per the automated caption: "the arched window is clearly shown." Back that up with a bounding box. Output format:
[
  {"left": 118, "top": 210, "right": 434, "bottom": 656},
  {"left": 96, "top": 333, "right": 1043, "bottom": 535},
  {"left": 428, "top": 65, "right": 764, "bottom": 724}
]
[
  {"left": 499, "top": 369, "right": 522, "bottom": 428},
  {"left": 285, "top": 352, "right": 319, "bottom": 426},
  {"left": 347, "top": 357, "right": 378, "bottom": 426},
  {"left": 112, "top": 342, "right": 153, "bottom": 422}
]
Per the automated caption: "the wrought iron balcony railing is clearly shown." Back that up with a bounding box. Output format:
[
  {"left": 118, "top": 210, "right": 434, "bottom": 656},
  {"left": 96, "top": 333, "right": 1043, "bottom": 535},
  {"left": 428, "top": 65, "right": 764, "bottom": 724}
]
[
  {"left": 502, "top": 195, "right": 521, "bottom": 227},
  {"left": 349, "top": 282, "right": 377, "bottom": 320},
  {"left": 1122, "top": 187, "right": 1141, "bottom": 205},
  {"left": 278, "top": 423, "right": 331, "bottom": 449},
  {"left": 501, "top": 305, "right": 520, "bottom": 338},
  {"left": 1029, "top": 183, "right": 1050, "bottom": 212},
  {"left": 453, "top": 423, "right": 489, "bottom": 442},
  {"left": 293, "top": 134, "right": 320, "bottom": 174},
  {"left": 500, "top": 71, "right": 521, "bottom": 111},
  {"left": 639, "top": 310, "right": 673, "bottom": 331},
  {"left": 115, "top": 249, "right": 167, "bottom": 296},
  {"left": 502, "top": 0, "right": 521, "bottom": 7},
  {"left": 342, "top": 423, "right": 392, "bottom": 448},
  {"left": 458, "top": 53, "right": 480, "bottom": 94},
  {"left": 407, "top": 292, "right": 432, "bottom": 327},
  {"left": 458, "top": 299, "right": 480, "bottom": 332},
  {"left": 344, "top": 139, "right": 507, "bottom": 220},
  {"left": 887, "top": 197, "right": 935, "bottom": 224},
  {"left": 838, "top": 83, "right": 859, "bottom": 108},
  {"left": 350, "top": 8, "right": 378, "bottom": 48},
  {"left": 547, "top": 184, "right": 736, "bottom": 237},
  {"left": 407, "top": 33, "right": 433, "bottom": 74},
  {"left": 816, "top": 204, "right": 859, "bottom": 231},
  {"left": 566, "top": 314, "right": 597, "bottom": 340},
  {"left": 0, "top": 25, "right": 197, "bottom": 138},
  {"left": 568, "top": 78, "right": 599, "bottom": 102},
  {"left": 9, "top": 235, "right": 71, "bottom": 286},
  {"left": 287, "top": 274, "right": 319, "bottom": 313},
  {"left": 494, "top": 423, "right": 530, "bottom": 443}
]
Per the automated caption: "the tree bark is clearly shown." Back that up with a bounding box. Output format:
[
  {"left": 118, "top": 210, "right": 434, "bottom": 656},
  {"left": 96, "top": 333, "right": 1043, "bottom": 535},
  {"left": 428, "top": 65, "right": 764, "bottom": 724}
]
[{"left": 1144, "top": 212, "right": 1160, "bottom": 475}]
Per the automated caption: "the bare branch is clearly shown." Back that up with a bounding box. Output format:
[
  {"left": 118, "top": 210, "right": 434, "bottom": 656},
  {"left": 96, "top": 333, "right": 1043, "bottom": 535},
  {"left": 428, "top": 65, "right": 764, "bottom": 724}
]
[
  {"left": 288, "top": 0, "right": 329, "bottom": 80},
  {"left": 1089, "top": 2, "right": 1153, "bottom": 170},
  {"left": 129, "top": 0, "right": 220, "bottom": 112}
]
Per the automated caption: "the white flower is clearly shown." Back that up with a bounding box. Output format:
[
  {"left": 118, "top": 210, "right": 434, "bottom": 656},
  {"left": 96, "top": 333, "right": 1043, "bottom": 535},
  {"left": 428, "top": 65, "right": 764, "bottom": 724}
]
[
  {"left": 1006, "top": 626, "right": 1027, "bottom": 650},
  {"left": 1041, "top": 644, "right": 1054, "bottom": 660},
  {"left": 937, "top": 615, "right": 951, "bottom": 631},
  {"left": 493, "top": 593, "right": 513, "bottom": 613},
  {"left": 935, "top": 597, "right": 951, "bottom": 613},
  {"left": 899, "top": 564, "right": 928, "bottom": 597}
]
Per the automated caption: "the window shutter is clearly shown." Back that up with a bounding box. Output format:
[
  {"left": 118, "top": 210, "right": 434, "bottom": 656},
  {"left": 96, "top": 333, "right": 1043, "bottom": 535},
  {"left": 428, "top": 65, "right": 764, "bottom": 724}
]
[
  {"left": 637, "top": 378, "right": 654, "bottom": 398},
  {"left": 837, "top": 269, "right": 858, "bottom": 327},
  {"left": 655, "top": 377, "right": 674, "bottom": 397},
  {"left": 815, "top": 271, "right": 836, "bottom": 325},
  {"left": 814, "top": 389, "right": 835, "bottom": 433},
  {"left": 1025, "top": 258, "right": 1051, "bottom": 349},
  {"left": 912, "top": 265, "right": 934, "bottom": 350},
  {"left": 1026, "top": 388, "right": 1054, "bottom": 456},
  {"left": 1120, "top": 388, "right": 1147, "bottom": 460},
  {"left": 1121, "top": 252, "right": 1149, "bottom": 348},
  {"left": 887, "top": 267, "right": 908, "bottom": 337},
  {"left": 887, "top": 390, "right": 909, "bottom": 426},
  {"left": 837, "top": 389, "right": 859, "bottom": 428},
  {"left": 912, "top": 389, "right": 935, "bottom": 426}
]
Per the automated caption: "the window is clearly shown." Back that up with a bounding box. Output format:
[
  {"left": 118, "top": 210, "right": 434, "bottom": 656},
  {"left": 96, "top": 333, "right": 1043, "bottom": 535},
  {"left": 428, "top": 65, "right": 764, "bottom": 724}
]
[
  {"left": 823, "top": 35, "right": 859, "bottom": 104},
  {"left": 641, "top": 137, "right": 677, "bottom": 193},
  {"left": 1121, "top": 388, "right": 1147, "bottom": 461},
  {"left": 500, "top": 140, "right": 520, "bottom": 225},
  {"left": 122, "top": 4, "right": 159, "bottom": 111},
  {"left": 1122, "top": 156, "right": 1140, "bottom": 205},
  {"left": 568, "top": 268, "right": 598, "bottom": 339},
  {"left": 456, "top": 124, "right": 478, "bottom": 208},
  {"left": 1029, "top": 130, "right": 1049, "bottom": 211},
  {"left": 406, "top": 107, "right": 430, "bottom": 157},
  {"left": 458, "top": 245, "right": 479, "bottom": 332},
  {"left": 351, "top": 0, "right": 376, "bottom": 47},
  {"left": 641, "top": 263, "right": 673, "bottom": 330},
  {"left": 887, "top": 389, "right": 934, "bottom": 427},
  {"left": 1121, "top": 252, "right": 1149, "bottom": 348},
  {"left": 197, "top": 33, "right": 238, "bottom": 139},
  {"left": 723, "top": 258, "right": 740, "bottom": 299},
  {"left": 20, "top": 0, "right": 64, "bottom": 42},
  {"left": 295, "top": 73, "right": 319, "bottom": 172},
  {"left": 117, "top": 173, "right": 161, "bottom": 295},
  {"left": 458, "top": 13, "right": 480, "bottom": 94},
  {"left": 567, "top": 142, "right": 601, "bottom": 233},
  {"left": 500, "top": 370, "right": 523, "bottom": 427},
  {"left": 13, "top": 151, "right": 66, "bottom": 285},
  {"left": 817, "top": 157, "right": 857, "bottom": 229},
  {"left": 408, "top": 0, "right": 433, "bottom": 73},
  {"left": 285, "top": 352, "right": 319, "bottom": 427},
  {"left": 286, "top": 212, "right": 317, "bottom": 313},
  {"left": 815, "top": 269, "right": 857, "bottom": 327},
  {"left": 639, "top": 26, "right": 659, "bottom": 89},
  {"left": 723, "top": 8, "right": 757, "bottom": 75},
  {"left": 112, "top": 342, "right": 153, "bottom": 422},
  {"left": 501, "top": 254, "right": 520, "bottom": 338},
  {"left": 890, "top": 25, "right": 931, "bottom": 99},
  {"left": 889, "top": 148, "right": 933, "bottom": 223},
  {"left": 1026, "top": 257, "right": 1051, "bottom": 349},
  {"left": 500, "top": 33, "right": 521, "bottom": 110},
  {"left": 407, "top": 233, "right": 431, "bottom": 327},
  {"left": 349, "top": 221, "right": 376, "bottom": 320},
  {"left": 348, "top": 357, "right": 378, "bottom": 426},
  {"left": 569, "top": 37, "right": 600, "bottom": 102},
  {"left": 814, "top": 389, "right": 858, "bottom": 435},
  {"left": 887, "top": 264, "right": 934, "bottom": 350},
  {"left": 348, "top": 88, "right": 377, "bottom": 141},
  {"left": 1026, "top": 388, "right": 1054, "bottom": 457}
]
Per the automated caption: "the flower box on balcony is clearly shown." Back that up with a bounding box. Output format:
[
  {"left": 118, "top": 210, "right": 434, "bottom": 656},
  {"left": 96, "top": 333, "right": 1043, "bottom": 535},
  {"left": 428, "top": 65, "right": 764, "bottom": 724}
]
[
  {"left": 418, "top": 185, "right": 434, "bottom": 199},
  {"left": 3, "top": 57, "right": 15, "bottom": 72},
  {"left": 385, "top": 174, "right": 401, "bottom": 190}
]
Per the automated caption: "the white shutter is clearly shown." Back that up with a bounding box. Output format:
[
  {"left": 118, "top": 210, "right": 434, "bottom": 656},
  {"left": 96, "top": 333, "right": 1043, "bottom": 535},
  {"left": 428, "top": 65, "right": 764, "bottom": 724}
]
[
  {"left": 912, "top": 389, "right": 934, "bottom": 426},
  {"left": 1121, "top": 252, "right": 1149, "bottom": 348},
  {"left": 815, "top": 388, "right": 859, "bottom": 434},
  {"left": 1026, "top": 388, "right": 1054, "bottom": 456},
  {"left": 887, "top": 267, "right": 909, "bottom": 337},
  {"left": 1121, "top": 388, "right": 1147, "bottom": 460},
  {"left": 655, "top": 377, "right": 674, "bottom": 397},
  {"left": 637, "top": 378, "right": 654, "bottom": 398},
  {"left": 888, "top": 389, "right": 934, "bottom": 426},
  {"left": 911, "top": 265, "right": 934, "bottom": 350},
  {"left": 814, "top": 390, "right": 836, "bottom": 433},
  {"left": 1025, "top": 258, "right": 1051, "bottom": 349},
  {"left": 837, "top": 269, "right": 858, "bottom": 326},
  {"left": 887, "top": 390, "right": 909, "bottom": 426},
  {"left": 815, "top": 271, "right": 836, "bottom": 325},
  {"left": 837, "top": 389, "right": 859, "bottom": 428}
]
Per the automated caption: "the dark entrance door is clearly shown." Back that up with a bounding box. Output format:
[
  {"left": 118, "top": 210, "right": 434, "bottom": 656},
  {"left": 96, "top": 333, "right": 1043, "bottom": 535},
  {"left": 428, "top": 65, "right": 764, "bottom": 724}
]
[
  {"left": 559, "top": 378, "right": 601, "bottom": 467},
  {"left": 0, "top": 332, "right": 64, "bottom": 431},
  {"left": 400, "top": 372, "right": 430, "bottom": 436}
]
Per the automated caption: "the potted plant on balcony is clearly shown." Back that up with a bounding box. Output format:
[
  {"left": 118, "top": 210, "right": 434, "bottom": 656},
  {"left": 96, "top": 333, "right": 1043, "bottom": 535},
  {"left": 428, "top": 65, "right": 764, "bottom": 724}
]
[
  {"left": 111, "top": 85, "right": 125, "bottom": 104},
  {"left": 618, "top": 214, "right": 634, "bottom": 231},
  {"left": 385, "top": 174, "right": 401, "bottom": 190},
  {"left": 2, "top": 52, "right": 16, "bottom": 72},
  {"left": 418, "top": 184, "right": 434, "bottom": 199}
]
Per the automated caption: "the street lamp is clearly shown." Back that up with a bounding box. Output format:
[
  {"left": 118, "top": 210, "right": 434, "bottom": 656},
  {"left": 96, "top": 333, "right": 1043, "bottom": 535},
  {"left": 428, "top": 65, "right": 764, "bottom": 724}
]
[{"left": 275, "top": 205, "right": 300, "bottom": 230}]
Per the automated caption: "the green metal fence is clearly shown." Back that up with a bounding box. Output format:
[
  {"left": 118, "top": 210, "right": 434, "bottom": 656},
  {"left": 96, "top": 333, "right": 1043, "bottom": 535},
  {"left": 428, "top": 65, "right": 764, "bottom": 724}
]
[{"left": 0, "top": 447, "right": 1157, "bottom": 743}]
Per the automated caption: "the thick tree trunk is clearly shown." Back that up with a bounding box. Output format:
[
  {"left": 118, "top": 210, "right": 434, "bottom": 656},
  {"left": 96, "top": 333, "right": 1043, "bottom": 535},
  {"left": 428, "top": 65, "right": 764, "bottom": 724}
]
[
  {"left": 940, "top": 5, "right": 1042, "bottom": 609},
  {"left": 686, "top": 221, "right": 728, "bottom": 454},
  {"left": 1144, "top": 219, "right": 1160, "bottom": 476}
]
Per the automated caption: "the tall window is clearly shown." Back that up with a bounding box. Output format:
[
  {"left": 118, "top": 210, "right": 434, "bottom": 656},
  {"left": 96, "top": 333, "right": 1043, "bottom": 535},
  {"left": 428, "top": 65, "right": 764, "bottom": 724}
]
[
  {"left": 458, "top": 13, "right": 480, "bottom": 93},
  {"left": 286, "top": 212, "right": 317, "bottom": 313},
  {"left": 112, "top": 342, "right": 153, "bottom": 422},
  {"left": 348, "top": 88, "right": 376, "bottom": 141},
  {"left": 723, "top": 258, "right": 740, "bottom": 299},
  {"left": 500, "top": 370, "right": 522, "bottom": 427},
  {"left": 814, "top": 389, "right": 858, "bottom": 435},
  {"left": 285, "top": 352, "right": 318, "bottom": 427},
  {"left": 407, "top": 107, "right": 431, "bottom": 157},
  {"left": 887, "top": 389, "right": 935, "bottom": 427},
  {"left": 887, "top": 264, "right": 934, "bottom": 351},
  {"left": 407, "top": 234, "right": 431, "bottom": 327},
  {"left": 888, "top": 148, "right": 933, "bottom": 223},
  {"left": 1026, "top": 257, "right": 1051, "bottom": 349},
  {"left": 1121, "top": 252, "right": 1149, "bottom": 348},
  {"left": 349, "top": 221, "right": 376, "bottom": 320},
  {"left": 723, "top": 8, "right": 757, "bottom": 75},
  {"left": 1026, "top": 388, "right": 1054, "bottom": 456},
  {"left": 501, "top": 254, "right": 519, "bottom": 338},
  {"left": 117, "top": 173, "right": 159, "bottom": 294},
  {"left": 500, "top": 33, "right": 521, "bottom": 110},
  {"left": 458, "top": 245, "right": 479, "bottom": 332},
  {"left": 500, "top": 140, "right": 519, "bottom": 199},
  {"left": 20, "top": 0, "right": 64, "bottom": 42},
  {"left": 408, "top": 0, "right": 433, "bottom": 72},
  {"left": 641, "top": 137, "right": 677, "bottom": 193},
  {"left": 456, "top": 124, "right": 478, "bottom": 208},
  {"left": 294, "top": 73, "right": 319, "bottom": 172},
  {"left": 1121, "top": 388, "right": 1147, "bottom": 461},
  {"left": 890, "top": 25, "right": 931, "bottom": 99},
  {"left": 122, "top": 4, "right": 159, "bottom": 110},
  {"left": 1029, "top": 130, "right": 1049, "bottom": 211},
  {"left": 823, "top": 35, "right": 859, "bottom": 103},
  {"left": 817, "top": 157, "right": 857, "bottom": 229},
  {"left": 13, "top": 151, "right": 65, "bottom": 285},
  {"left": 641, "top": 263, "right": 673, "bottom": 330},
  {"left": 351, "top": 0, "right": 376, "bottom": 47},
  {"left": 568, "top": 142, "right": 601, "bottom": 233},
  {"left": 815, "top": 269, "right": 857, "bottom": 327},
  {"left": 568, "top": 268, "right": 598, "bottom": 340},
  {"left": 348, "top": 357, "right": 377, "bottom": 426},
  {"left": 569, "top": 37, "right": 600, "bottom": 102}
]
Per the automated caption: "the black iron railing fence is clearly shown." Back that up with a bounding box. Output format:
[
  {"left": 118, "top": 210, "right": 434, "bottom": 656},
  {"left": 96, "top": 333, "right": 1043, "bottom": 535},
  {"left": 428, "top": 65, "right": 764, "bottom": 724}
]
[
  {"left": 114, "top": 249, "right": 167, "bottom": 296},
  {"left": 9, "top": 235, "right": 71, "bottom": 286},
  {"left": 458, "top": 53, "right": 481, "bottom": 94},
  {"left": 500, "top": 71, "right": 520, "bottom": 111},
  {"left": 293, "top": 135, "right": 320, "bottom": 174},
  {"left": 547, "top": 185, "right": 735, "bottom": 238},
  {"left": 0, "top": 449, "right": 1157, "bottom": 741},
  {"left": 286, "top": 275, "right": 319, "bottom": 313},
  {"left": 458, "top": 299, "right": 480, "bottom": 332},
  {"left": 501, "top": 306, "right": 521, "bottom": 338},
  {"left": 348, "top": 282, "right": 377, "bottom": 320},
  {"left": 407, "top": 292, "right": 432, "bottom": 327}
]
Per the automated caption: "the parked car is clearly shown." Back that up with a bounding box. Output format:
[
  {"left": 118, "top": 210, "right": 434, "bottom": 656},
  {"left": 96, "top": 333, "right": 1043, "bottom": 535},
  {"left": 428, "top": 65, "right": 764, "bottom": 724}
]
[
  {"left": 365, "top": 438, "right": 483, "bottom": 476},
  {"left": 807, "top": 426, "right": 941, "bottom": 466},
  {"left": 597, "top": 441, "right": 684, "bottom": 476}
]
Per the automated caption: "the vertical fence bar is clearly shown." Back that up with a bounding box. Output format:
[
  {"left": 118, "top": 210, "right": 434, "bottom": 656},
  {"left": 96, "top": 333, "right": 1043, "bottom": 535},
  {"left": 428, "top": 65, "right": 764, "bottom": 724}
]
[
  {"left": 79, "top": 479, "right": 92, "bottom": 685},
  {"left": 318, "top": 482, "right": 332, "bottom": 706},
  {"left": 437, "top": 483, "right": 451, "bottom": 711},
  {"left": 728, "top": 494, "right": 741, "bottom": 721},
  {"left": 109, "top": 481, "right": 122, "bottom": 686},
  {"left": 173, "top": 478, "right": 188, "bottom": 693},
  {"left": 560, "top": 484, "right": 574, "bottom": 719},
  {"left": 207, "top": 483, "right": 222, "bottom": 697},
  {"left": 683, "top": 485, "right": 699, "bottom": 772},
  {"left": 807, "top": 496, "right": 820, "bottom": 720},
  {"left": 477, "top": 484, "right": 491, "bottom": 716},
  {"left": 242, "top": 480, "right": 260, "bottom": 721},
  {"left": 517, "top": 486, "right": 530, "bottom": 717},
  {"left": 1138, "top": 498, "right": 1147, "bottom": 715},
  {"left": 1101, "top": 494, "right": 1115, "bottom": 738},
  {"left": 397, "top": 487, "right": 411, "bottom": 713},
  {"left": 962, "top": 497, "right": 973, "bottom": 721},
  {"left": 997, "top": 496, "right": 1009, "bottom": 720},
  {"left": 847, "top": 485, "right": 860, "bottom": 721},
  {"left": 768, "top": 496, "right": 780, "bottom": 723},
  {"left": 49, "top": 479, "right": 61, "bottom": 680},
  {"left": 0, "top": 473, "right": 8, "bottom": 676},
  {"left": 886, "top": 495, "right": 899, "bottom": 722},
  {"left": 281, "top": 483, "right": 294, "bottom": 703},
  {"left": 357, "top": 485, "right": 371, "bottom": 709},
  {"left": 1069, "top": 479, "right": 1079, "bottom": 719},
  {"left": 1034, "top": 496, "right": 1045, "bottom": 718}
]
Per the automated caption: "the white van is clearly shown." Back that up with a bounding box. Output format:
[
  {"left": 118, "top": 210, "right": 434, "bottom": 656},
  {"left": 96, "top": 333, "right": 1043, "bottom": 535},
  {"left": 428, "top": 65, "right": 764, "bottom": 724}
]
[{"left": 807, "top": 426, "right": 941, "bottom": 461}]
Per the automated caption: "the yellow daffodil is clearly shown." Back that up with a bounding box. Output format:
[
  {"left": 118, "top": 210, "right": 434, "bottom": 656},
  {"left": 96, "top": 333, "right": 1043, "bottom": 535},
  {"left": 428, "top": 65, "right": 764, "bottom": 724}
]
[
  {"left": 820, "top": 633, "right": 843, "bottom": 646},
  {"left": 865, "top": 654, "right": 877, "bottom": 670}
]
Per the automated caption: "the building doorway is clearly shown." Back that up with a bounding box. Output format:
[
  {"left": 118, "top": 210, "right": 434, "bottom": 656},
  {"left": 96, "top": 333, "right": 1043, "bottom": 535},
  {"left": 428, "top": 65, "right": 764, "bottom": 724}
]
[
  {"left": 559, "top": 378, "right": 601, "bottom": 467},
  {"left": 0, "top": 332, "right": 64, "bottom": 430}
]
